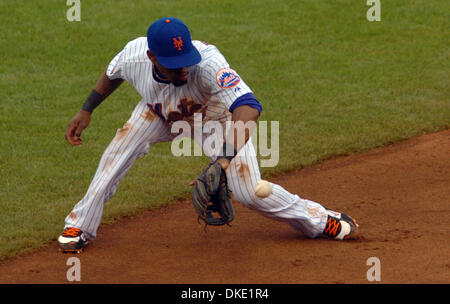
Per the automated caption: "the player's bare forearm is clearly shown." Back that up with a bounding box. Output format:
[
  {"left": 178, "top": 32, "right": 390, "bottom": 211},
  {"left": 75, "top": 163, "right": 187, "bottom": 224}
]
[
  {"left": 218, "top": 105, "right": 260, "bottom": 169},
  {"left": 230, "top": 105, "right": 259, "bottom": 149},
  {"left": 80, "top": 71, "right": 123, "bottom": 114},
  {"left": 93, "top": 70, "right": 124, "bottom": 99},
  {"left": 65, "top": 71, "right": 123, "bottom": 146}
]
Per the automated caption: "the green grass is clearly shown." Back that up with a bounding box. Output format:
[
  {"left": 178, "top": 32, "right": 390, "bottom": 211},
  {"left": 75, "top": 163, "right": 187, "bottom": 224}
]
[{"left": 0, "top": 0, "right": 449, "bottom": 260}]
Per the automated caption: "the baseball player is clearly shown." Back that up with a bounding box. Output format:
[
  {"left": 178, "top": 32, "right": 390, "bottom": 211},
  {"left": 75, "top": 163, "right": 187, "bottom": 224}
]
[{"left": 58, "top": 17, "right": 359, "bottom": 253}]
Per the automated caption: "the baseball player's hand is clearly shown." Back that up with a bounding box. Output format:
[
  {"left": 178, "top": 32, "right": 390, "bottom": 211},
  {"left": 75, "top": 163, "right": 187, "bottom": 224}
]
[
  {"left": 189, "top": 158, "right": 231, "bottom": 186},
  {"left": 65, "top": 110, "right": 91, "bottom": 146},
  {"left": 216, "top": 158, "right": 230, "bottom": 170}
]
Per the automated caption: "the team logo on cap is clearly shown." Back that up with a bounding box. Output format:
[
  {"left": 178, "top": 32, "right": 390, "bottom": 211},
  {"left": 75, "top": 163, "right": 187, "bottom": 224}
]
[
  {"left": 173, "top": 36, "right": 183, "bottom": 51},
  {"left": 216, "top": 68, "right": 241, "bottom": 88}
]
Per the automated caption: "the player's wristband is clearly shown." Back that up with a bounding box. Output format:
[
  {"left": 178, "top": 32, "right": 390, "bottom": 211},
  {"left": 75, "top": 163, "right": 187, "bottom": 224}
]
[
  {"left": 81, "top": 90, "right": 104, "bottom": 113},
  {"left": 218, "top": 142, "right": 238, "bottom": 162}
]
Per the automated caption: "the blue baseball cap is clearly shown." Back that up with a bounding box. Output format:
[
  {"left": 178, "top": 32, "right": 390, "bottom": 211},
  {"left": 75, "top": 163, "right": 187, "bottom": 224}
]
[{"left": 147, "top": 17, "right": 201, "bottom": 69}]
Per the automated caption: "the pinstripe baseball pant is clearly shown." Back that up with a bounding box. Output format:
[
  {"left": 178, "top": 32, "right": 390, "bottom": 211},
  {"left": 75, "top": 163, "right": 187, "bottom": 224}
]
[{"left": 64, "top": 101, "right": 328, "bottom": 239}]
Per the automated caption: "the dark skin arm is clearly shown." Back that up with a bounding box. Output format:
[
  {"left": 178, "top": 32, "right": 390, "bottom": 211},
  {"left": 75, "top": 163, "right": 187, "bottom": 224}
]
[
  {"left": 217, "top": 105, "right": 260, "bottom": 170},
  {"left": 189, "top": 105, "right": 259, "bottom": 186},
  {"left": 65, "top": 71, "right": 124, "bottom": 146}
]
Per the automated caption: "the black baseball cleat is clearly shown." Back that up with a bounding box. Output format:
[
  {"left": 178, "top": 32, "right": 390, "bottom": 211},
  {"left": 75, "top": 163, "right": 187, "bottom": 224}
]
[
  {"left": 322, "top": 210, "right": 360, "bottom": 240},
  {"left": 58, "top": 227, "right": 89, "bottom": 253}
]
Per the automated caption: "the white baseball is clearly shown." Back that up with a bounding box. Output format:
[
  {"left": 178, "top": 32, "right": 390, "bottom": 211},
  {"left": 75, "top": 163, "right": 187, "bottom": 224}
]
[{"left": 254, "top": 180, "right": 272, "bottom": 198}]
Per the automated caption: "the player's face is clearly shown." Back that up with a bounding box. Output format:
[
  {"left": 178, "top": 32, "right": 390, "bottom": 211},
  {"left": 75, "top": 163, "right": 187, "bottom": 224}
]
[
  {"left": 156, "top": 63, "right": 190, "bottom": 86},
  {"left": 147, "top": 50, "right": 190, "bottom": 86}
]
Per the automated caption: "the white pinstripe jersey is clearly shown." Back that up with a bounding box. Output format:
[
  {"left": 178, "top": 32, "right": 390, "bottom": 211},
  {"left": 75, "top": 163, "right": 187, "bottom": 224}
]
[{"left": 106, "top": 37, "right": 253, "bottom": 125}]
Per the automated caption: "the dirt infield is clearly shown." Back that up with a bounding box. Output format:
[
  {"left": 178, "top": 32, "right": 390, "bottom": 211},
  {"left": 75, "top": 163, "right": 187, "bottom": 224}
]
[{"left": 1, "top": 130, "right": 449, "bottom": 284}]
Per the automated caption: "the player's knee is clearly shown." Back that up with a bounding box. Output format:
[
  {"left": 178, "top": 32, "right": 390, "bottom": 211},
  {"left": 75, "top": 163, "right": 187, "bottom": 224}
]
[{"left": 231, "top": 186, "right": 266, "bottom": 209}]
